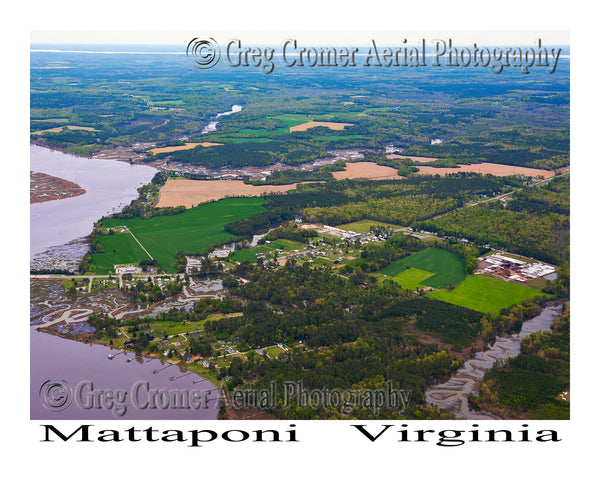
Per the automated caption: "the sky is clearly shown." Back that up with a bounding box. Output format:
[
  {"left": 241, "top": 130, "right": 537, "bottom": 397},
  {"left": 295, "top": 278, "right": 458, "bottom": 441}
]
[{"left": 31, "top": 30, "right": 569, "bottom": 46}]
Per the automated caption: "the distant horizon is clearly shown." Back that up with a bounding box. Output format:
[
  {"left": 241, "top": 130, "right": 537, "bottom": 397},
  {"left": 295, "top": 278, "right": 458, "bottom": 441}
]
[{"left": 30, "top": 30, "right": 569, "bottom": 47}]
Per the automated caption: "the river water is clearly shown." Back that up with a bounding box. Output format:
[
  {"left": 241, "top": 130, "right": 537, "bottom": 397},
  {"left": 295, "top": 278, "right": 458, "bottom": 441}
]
[
  {"left": 30, "top": 106, "right": 243, "bottom": 419},
  {"left": 198, "top": 104, "right": 244, "bottom": 135},
  {"left": 424, "top": 303, "right": 564, "bottom": 419},
  {"left": 31, "top": 327, "right": 220, "bottom": 419},
  {"left": 30, "top": 145, "right": 157, "bottom": 264}
]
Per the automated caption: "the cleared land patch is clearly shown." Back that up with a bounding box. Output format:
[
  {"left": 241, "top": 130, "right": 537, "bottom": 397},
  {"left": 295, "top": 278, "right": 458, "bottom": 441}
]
[
  {"left": 32, "top": 125, "right": 99, "bottom": 135},
  {"left": 337, "top": 219, "right": 401, "bottom": 233},
  {"left": 416, "top": 163, "right": 554, "bottom": 178},
  {"left": 289, "top": 121, "right": 353, "bottom": 132},
  {"left": 427, "top": 274, "right": 542, "bottom": 314},
  {"left": 332, "top": 161, "right": 403, "bottom": 180},
  {"left": 91, "top": 197, "right": 265, "bottom": 273},
  {"left": 149, "top": 142, "right": 223, "bottom": 155},
  {"left": 155, "top": 178, "right": 300, "bottom": 209}
]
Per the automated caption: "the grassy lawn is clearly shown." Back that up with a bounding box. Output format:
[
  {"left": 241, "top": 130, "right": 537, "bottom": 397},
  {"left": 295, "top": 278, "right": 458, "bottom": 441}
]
[
  {"left": 379, "top": 247, "right": 466, "bottom": 289},
  {"left": 93, "top": 197, "right": 265, "bottom": 273},
  {"left": 427, "top": 275, "right": 543, "bottom": 314},
  {"left": 336, "top": 219, "right": 400, "bottom": 234},
  {"left": 149, "top": 313, "right": 224, "bottom": 337},
  {"left": 183, "top": 362, "right": 223, "bottom": 388},
  {"left": 265, "top": 346, "right": 285, "bottom": 357}
]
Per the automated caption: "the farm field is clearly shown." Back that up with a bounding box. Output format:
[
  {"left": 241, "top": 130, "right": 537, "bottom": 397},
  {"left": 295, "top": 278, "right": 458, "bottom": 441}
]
[
  {"left": 91, "top": 197, "right": 265, "bottom": 273},
  {"left": 379, "top": 247, "right": 466, "bottom": 289},
  {"left": 427, "top": 275, "right": 543, "bottom": 314},
  {"left": 272, "top": 113, "right": 356, "bottom": 128},
  {"left": 332, "top": 161, "right": 403, "bottom": 180},
  {"left": 389, "top": 268, "right": 434, "bottom": 291},
  {"left": 210, "top": 114, "right": 359, "bottom": 142},
  {"left": 148, "top": 142, "right": 223, "bottom": 155},
  {"left": 415, "top": 163, "right": 554, "bottom": 178},
  {"left": 155, "top": 178, "right": 301, "bottom": 208},
  {"left": 289, "top": 121, "right": 354, "bottom": 132},
  {"left": 87, "top": 232, "right": 151, "bottom": 274}
]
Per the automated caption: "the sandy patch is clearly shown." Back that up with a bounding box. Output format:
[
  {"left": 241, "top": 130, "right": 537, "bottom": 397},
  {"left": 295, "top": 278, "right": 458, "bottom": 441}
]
[
  {"left": 332, "top": 162, "right": 403, "bottom": 180},
  {"left": 386, "top": 154, "right": 438, "bottom": 163},
  {"left": 290, "top": 121, "right": 354, "bottom": 132},
  {"left": 155, "top": 178, "right": 300, "bottom": 208},
  {"left": 149, "top": 142, "right": 223, "bottom": 155},
  {"left": 415, "top": 163, "right": 554, "bottom": 178},
  {"left": 342, "top": 101, "right": 355, "bottom": 105}
]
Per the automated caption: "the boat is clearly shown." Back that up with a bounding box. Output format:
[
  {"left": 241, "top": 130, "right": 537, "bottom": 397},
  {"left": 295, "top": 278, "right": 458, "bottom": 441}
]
[{"left": 107, "top": 354, "right": 115, "bottom": 359}]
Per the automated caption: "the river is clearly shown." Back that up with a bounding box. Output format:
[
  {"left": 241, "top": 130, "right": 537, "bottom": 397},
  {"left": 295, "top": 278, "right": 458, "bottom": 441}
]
[
  {"left": 30, "top": 106, "right": 244, "bottom": 419},
  {"left": 31, "top": 327, "right": 220, "bottom": 419},
  {"left": 424, "top": 303, "right": 564, "bottom": 419},
  {"left": 30, "top": 145, "right": 157, "bottom": 266}
]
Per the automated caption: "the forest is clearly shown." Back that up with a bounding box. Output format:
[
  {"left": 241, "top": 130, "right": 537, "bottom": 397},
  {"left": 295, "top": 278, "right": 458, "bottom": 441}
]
[
  {"left": 224, "top": 173, "right": 526, "bottom": 237},
  {"left": 31, "top": 46, "right": 569, "bottom": 171},
  {"left": 414, "top": 176, "right": 570, "bottom": 265}
]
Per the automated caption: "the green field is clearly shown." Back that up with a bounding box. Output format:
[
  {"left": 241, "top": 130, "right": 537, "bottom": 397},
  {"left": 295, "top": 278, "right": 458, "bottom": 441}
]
[
  {"left": 91, "top": 197, "right": 265, "bottom": 273},
  {"left": 270, "top": 113, "right": 357, "bottom": 128},
  {"left": 87, "top": 232, "right": 150, "bottom": 273},
  {"left": 270, "top": 113, "right": 314, "bottom": 128},
  {"left": 379, "top": 248, "right": 466, "bottom": 289},
  {"left": 265, "top": 345, "right": 285, "bottom": 357},
  {"left": 390, "top": 268, "right": 435, "bottom": 291},
  {"left": 337, "top": 219, "right": 400, "bottom": 234},
  {"left": 427, "top": 275, "right": 542, "bottom": 314}
]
